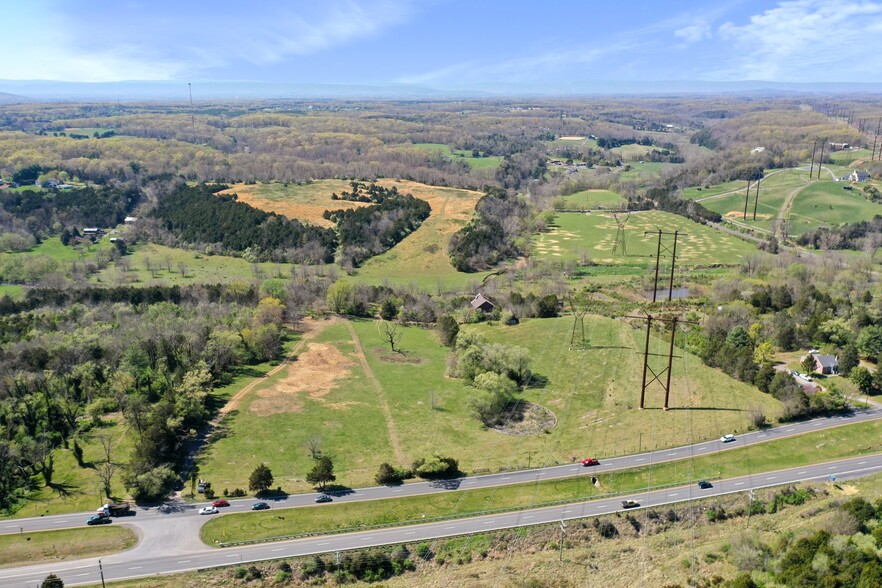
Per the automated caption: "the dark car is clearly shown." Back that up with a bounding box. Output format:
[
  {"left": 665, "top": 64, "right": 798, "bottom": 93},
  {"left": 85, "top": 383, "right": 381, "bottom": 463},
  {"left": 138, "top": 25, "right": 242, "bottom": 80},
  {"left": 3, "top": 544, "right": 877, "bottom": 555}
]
[
  {"left": 212, "top": 499, "right": 230, "bottom": 507},
  {"left": 697, "top": 480, "right": 713, "bottom": 489},
  {"left": 251, "top": 502, "right": 270, "bottom": 511},
  {"left": 315, "top": 494, "right": 333, "bottom": 503},
  {"left": 87, "top": 515, "right": 111, "bottom": 525},
  {"left": 581, "top": 458, "right": 600, "bottom": 467}
]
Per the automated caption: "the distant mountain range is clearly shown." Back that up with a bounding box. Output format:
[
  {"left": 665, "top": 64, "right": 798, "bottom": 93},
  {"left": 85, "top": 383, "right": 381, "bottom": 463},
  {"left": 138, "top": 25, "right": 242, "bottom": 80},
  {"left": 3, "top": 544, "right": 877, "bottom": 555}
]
[{"left": 1, "top": 79, "right": 882, "bottom": 102}]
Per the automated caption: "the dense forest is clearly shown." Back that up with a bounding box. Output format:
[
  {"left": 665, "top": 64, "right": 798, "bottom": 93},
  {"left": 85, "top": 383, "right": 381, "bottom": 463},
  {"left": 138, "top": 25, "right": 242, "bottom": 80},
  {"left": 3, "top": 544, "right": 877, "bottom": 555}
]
[
  {"left": 448, "top": 187, "right": 533, "bottom": 271},
  {"left": 151, "top": 184, "right": 337, "bottom": 263},
  {"left": 0, "top": 283, "right": 287, "bottom": 509}
]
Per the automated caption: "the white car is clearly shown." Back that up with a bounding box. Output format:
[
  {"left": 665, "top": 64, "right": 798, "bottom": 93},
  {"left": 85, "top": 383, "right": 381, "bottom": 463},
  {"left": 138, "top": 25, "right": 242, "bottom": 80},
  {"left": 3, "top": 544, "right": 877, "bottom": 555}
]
[
  {"left": 720, "top": 434, "right": 736, "bottom": 443},
  {"left": 199, "top": 506, "right": 219, "bottom": 515}
]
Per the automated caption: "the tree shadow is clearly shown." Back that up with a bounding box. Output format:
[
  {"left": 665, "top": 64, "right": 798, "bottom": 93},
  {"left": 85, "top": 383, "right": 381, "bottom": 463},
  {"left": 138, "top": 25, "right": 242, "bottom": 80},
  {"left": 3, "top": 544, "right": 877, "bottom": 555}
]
[
  {"left": 257, "top": 488, "right": 290, "bottom": 501},
  {"left": 428, "top": 478, "right": 463, "bottom": 490},
  {"left": 325, "top": 485, "right": 355, "bottom": 497},
  {"left": 46, "top": 481, "right": 80, "bottom": 498},
  {"left": 525, "top": 374, "right": 550, "bottom": 389}
]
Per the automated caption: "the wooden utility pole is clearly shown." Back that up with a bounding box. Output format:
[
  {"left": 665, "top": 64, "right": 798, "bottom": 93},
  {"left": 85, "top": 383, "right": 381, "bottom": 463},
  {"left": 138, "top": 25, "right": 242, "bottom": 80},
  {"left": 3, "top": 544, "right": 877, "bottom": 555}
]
[
  {"left": 873, "top": 118, "right": 882, "bottom": 161},
  {"left": 816, "top": 140, "right": 826, "bottom": 179},
  {"left": 809, "top": 140, "right": 817, "bottom": 177},
  {"left": 752, "top": 176, "right": 761, "bottom": 221},
  {"left": 743, "top": 179, "right": 751, "bottom": 220},
  {"left": 645, "top": 229, "right": 683, "bottom": 302}
]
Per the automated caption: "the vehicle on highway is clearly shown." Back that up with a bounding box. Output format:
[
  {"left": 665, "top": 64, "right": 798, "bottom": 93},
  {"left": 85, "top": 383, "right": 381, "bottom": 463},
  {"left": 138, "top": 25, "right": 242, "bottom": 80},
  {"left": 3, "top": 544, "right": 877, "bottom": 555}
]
[
  {"left": 621, "top": 500, "right": 640, "bottom": 509},
  {"left": 315, "top": 494, "right": 333, "bottom": 503},
  {"left": 720, "top": 434, "right": 736, "bottom": 443},
  {"left": 199, "top": 506, "right": 219, "bottom": 515},
  {"left": 581, "top": 457, "right": 600, "bottom": 466},
  {"left": 212, "top": 499, "right": 230, "bottom": 507},
  {"left": 251, "top": 502, "right": 270, "bottom": 510},
  {"left": 87, "top": 514, "right": 112, "bottom": 525},
  {"left": 96, "top": 501, "right": 130, "bottom": 517},
  {"left": 697, "top": 480, "right": 713, "bottom": 489}
]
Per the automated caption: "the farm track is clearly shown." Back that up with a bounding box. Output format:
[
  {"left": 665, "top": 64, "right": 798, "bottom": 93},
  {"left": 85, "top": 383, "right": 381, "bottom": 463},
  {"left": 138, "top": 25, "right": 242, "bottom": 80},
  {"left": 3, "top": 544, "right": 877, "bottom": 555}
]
[{"left": 344, "top": 321, "right": 406, "bottom": 464}]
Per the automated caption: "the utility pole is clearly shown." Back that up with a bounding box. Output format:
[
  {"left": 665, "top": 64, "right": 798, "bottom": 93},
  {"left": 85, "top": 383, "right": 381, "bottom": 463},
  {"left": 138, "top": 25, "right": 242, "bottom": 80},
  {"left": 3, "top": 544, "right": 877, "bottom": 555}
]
[
  {"left": 874, "top": 118, "right": 882, "bottom": 161},
  {"left": 809, "top": 140, "right": 817, "bottom": 177},
  {"left": 742, "top": 179, "right": 751, "bottom": 220},
  {"left": 559, "top": 520, "right": 566, "bottom": 562},
  {"left": 645, "top": 229, "right": 683, "bottom": 302},
  {"left": 630, "top": 314, "right": 697, "bottom": 410},
  {"left": 816, "top": 139, "right": 826, "bottom": 179},
  {"left": 99, "top": 559, "right": 107, "bottom": 588},
  {"left": 752, "top": 176, "right": 761, "bottom": 221}
]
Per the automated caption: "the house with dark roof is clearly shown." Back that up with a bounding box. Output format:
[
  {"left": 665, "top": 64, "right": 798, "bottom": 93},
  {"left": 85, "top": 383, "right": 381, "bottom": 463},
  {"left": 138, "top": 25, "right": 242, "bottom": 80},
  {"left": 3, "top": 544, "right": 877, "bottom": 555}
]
[
  {"left": 470, "top": 293, "right": 495, "bottom": 314},
  {"left": 811, "top": 353, "right": 839, "bottom": 375},
  {"left": 849, "top": 170, "right": 870, "bottom": 182}
]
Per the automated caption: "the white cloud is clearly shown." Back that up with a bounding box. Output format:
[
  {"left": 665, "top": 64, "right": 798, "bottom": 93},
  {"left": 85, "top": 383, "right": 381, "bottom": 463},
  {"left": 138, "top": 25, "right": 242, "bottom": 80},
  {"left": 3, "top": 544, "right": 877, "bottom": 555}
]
[
  {"left": 712, "top": 0, "right": 882, "bottom": 80},
  {"left": 674, "top": 23, "right": 712, "bottom": 43},
  {"left": 0, "top": 0, "right": 416, "bottom": 81}
]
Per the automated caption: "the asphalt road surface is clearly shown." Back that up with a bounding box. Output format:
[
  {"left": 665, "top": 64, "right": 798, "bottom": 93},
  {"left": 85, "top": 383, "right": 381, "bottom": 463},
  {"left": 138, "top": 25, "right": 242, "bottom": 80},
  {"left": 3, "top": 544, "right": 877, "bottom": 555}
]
[{"left": 2, "top": 452, "right": 881, "bottom": 587}]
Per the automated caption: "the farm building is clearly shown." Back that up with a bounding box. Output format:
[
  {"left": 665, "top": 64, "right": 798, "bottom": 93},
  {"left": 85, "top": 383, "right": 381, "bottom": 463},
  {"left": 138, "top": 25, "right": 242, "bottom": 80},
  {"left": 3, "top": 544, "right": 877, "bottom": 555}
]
[
  {"left": 811, "top": 354, "right": 839, "bottom": 375},
  {"left": 848, "top": 170, "right": 870, "bottom": 182},
  {"left": 470, "top": 293, "right": 495, "bottom": 314}
]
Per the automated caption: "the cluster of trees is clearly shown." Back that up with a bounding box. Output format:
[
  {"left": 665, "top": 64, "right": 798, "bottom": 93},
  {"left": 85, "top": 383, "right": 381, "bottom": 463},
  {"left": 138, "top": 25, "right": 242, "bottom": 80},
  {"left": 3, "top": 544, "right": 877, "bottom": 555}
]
[
  {"left": 796, "top": 215, "right": 882, "bottom": 252},
  {"left": 448, "top": 187, "right": 533, "bottom": 272},
  {"left": 0, "top": 184, "right": 140, "bottom": 239},
  {"left": 595, "top": 136, "right": 653, "bottom": 149},
  {"left": 323, "top": 193, "right": 431, "bottom": 267},
  {"left": 374, "top": 452, "right": 461, "bottom": 485},
  {"left": 152, "top": 184, "right": 337, "bottom": 263},
  {"left": 0, "top": 292, "right": 289, "bottom": 510},
  {"left": 446, "top": 331, "right": 532, "bottom": 426},
  {"left": 330, "top": 181, "right": 403, "bottom": 203}
]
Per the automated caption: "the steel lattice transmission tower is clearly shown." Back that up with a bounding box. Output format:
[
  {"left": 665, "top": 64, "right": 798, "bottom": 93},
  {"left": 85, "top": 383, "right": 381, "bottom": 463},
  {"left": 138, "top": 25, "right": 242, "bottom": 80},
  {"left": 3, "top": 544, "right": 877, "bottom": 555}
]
[{"left": 611, "top": 210, "right": 631, "bottom": 257}]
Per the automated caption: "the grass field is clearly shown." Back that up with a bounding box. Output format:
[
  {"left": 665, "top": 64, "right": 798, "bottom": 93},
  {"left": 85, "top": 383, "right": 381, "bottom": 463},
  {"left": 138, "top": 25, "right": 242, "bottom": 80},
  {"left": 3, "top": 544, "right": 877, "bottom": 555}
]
[
  {"left": 533, "top": 210, "right": 758, "bottom": 266},
  {"left": 561, "top": 189, "right": 626, "bottom": 209},
  {"left": 410, "top": 143, "right": 502, "bottom": 171},
  {"left": 218, "top": 179, "right": 486, "bottom": 288},
  {"left": 787, "top": 181, "right": 882, "bottom": 236},
  {"left": 0, "top": 284, "right": 23, "bottom": 299},
  {"left": 828, "top": 148, "right": 872, "bottom": 165},
  {"left": 611, "top": 143, "right": 655, "bottom": 158},
  {"left": 617, "top": 161, "right": 676, "bottom": 181},
  {"left": 200, "top": 418, "right": 882, "bottom": 545},
  {"left": 680, "top": 179, "right": 745, "bottom": 200},
  {"left": 196, "top": 315, "right": 781, "bottom": 494},
  {"left": 0, "top": 526, "right": 136, "bottom": 568}
]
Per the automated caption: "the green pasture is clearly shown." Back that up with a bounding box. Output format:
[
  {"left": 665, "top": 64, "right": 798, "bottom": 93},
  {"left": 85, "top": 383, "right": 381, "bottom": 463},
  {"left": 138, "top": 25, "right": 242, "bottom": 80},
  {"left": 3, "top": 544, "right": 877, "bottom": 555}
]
[
  {"left": 561, "top": 189, "right": 626, "bottom": 209},
  {"left": 201, "top": 418, "right": 882, "bottom": 546},
  {"left": 680, "top": 180, "right": 745, "bottom": 200},
  {"left": 92, "top": 243, "right": 295, "bottom": 287},
  {"left": 550, "top": 137, "right": 598, "bottom": 149},
  {"left": 827, "top": 148, "right": 872, "bottom": 165},
  {"left": 197, "top": 315, "right": 781, "bottom": 494},
  {"left": 0, "top": 526, "right": 136, "bottom": 567},
  {"left": 787, "top": 181, "right": 882, "bottom": 236},
  {"left": 611, "top": 143, "right": 655, "bottom": 158},
  {"left": 0, "top": 284, "right": 23, "bottom": 299},
  {"left": 410, "top": 143, "right": 501, "bottom": 170},
  {"left": 618, "top": 161, "right": 675, "bottom": 181},
  {"left": 533, "top": 210, "right": 758, "bottom": 266}
]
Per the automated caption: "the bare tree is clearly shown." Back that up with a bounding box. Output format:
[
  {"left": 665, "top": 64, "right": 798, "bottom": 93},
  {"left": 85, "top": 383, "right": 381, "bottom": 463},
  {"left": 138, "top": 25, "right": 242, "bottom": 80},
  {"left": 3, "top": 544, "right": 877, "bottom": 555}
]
[
  {"left": 177, "top": 261, "right": 187, "bottom": 277},
  {"left": 381, "top": 321, "right": 403, "bottom": 353},
  {"left": 306, "top": 435, "right": 323, "bottom": 459},
  {"left": 96, "top": 462, "right": 118, "bottom": 498}
]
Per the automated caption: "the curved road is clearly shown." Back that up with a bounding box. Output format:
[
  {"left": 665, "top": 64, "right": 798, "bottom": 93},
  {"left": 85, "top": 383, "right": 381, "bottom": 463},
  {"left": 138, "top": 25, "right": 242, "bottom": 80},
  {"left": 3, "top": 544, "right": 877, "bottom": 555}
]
[{"left": 3, "top": 452, "right": 882, "bottom": 587}]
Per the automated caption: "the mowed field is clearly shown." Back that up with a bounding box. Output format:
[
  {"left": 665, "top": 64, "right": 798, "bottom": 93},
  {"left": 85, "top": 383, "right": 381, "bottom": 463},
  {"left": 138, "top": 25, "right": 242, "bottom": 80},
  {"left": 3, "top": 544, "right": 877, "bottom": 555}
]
[
  {"left": 561, "top": 189, "right": 626, "bottom": 209},
  {"left": 533, "top": 210, "right": 758, "bottom": 266},
  {"left": 196, "top": 316, "right": 781, "bottom": 493},
  {"left": 221, "top": 179, "right": 486, "bottom": 287},
  {"left": 681, "top": 169, "right": 882, "bottom": 236}
]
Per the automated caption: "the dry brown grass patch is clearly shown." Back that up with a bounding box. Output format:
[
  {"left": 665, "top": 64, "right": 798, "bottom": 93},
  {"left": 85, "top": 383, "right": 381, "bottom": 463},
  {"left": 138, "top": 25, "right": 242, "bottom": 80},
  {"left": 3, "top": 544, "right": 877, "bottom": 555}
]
[{"left": 249, "top": 342, "right": 354, "bottom": 416}]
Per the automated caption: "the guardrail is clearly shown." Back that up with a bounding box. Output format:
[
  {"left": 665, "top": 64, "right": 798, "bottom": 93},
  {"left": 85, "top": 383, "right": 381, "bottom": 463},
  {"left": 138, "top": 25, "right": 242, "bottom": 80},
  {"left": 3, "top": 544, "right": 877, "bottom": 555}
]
[{"left": 216, "top": 478, "right": 708, "bottom": 548}]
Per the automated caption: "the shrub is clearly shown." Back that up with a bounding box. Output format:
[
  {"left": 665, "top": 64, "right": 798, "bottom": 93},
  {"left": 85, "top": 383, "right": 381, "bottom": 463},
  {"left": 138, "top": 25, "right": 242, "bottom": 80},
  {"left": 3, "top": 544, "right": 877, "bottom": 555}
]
[
  {"left": 375, "top": 462, "right": 403, "bottom": 485},
  {"left": 596, "top": 519, "right": 619, "bottom": 538}
]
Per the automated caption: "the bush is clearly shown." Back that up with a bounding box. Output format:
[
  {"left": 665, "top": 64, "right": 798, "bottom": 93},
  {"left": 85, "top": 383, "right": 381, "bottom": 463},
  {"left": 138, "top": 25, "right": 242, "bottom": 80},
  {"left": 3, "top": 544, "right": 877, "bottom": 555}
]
[
  {"left": 596, "top": 519, "right": 618, "bottom": 538},
  {"left": 125, "top": 464, "right": 177, "bottom": 502},
  {"left": 413, "top": 454, "right": 460, "bottom": 479},
  {"left": 375, "top": 462, "right": 403, "bottom": 485}
]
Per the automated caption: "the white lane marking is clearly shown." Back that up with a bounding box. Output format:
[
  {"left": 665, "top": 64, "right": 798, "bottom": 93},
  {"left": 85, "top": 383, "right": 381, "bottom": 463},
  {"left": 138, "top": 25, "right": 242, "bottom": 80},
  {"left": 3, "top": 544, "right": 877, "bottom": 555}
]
[
  {"left": 797, "top": 471, "right": 807, "bottom": 475},
  {"left": 129, "top": 567, "right": 142, "bottom": 570},
  {"left": 226, "top": 554, "right": 239, "bottom": 558},
  {"left": 318, "top": 542, "right": 329, "bottom": 546},
  {"left": 561, "top": 510, "right": 572, "bottom": 514},
  {"left": 568, "top": 468, "right": 579, "bottom": 472},
  {"left": 272, "top": 548, "right": 284, "bottom": 552},
  {"left": 734, "top": 482, "right": 744, "bottom": 486},
  {"left": 4, "top": 525, "right": 19, "bottom": 528},
  {"left": 537, "top": 472, "right": 546, "bottom": 475},
  {"left": 765, "top": 476, "right": 777, "bottom": 480},
  {"left": 858, "top": 461, "right": 867, "bottom": 465},
  {"left": 758, "top": 434, "right": 767, "bottom": 438},
  {"left": 813, "top": 422, "right": 823, "bottom": 426},
  {"left": 177, "top": 560, "right": 191, "bottom": 564},
  {"left": 58, "top": 520, "right": 68, "bottom": 523},
  {"left": 523, "top": 515, "right": 534, "bottom": 519},
  {"left": 501, "top": 477, "right": 512, "bottom": 480},
  {"left": 464, "top": 480, "right": 476, "bottom": 484},
  {"left": 635, "top": 458, "right": 645, "bottom": 462},
  {"left": 392, "top": 489, "right": 403, "bottom": 493},
  {"left": 74, "top": 573, "right": 90, "bottom": 577},
  {"left": 828, "top": 466, "right": 837, "bottom": 470},
  {"left": 404, "top": 531, "right": 416, "bottom": 535},
  {"left": 668, "top": 493, "right": 679, "bottom": 497},
  {"left": 596, "top": 504, "right": 605, "bottom": 509},
  {"left": 444, "top": 526, "right": 456, "bottom": 530},
  {"left": 785, "top": 428, "right": 794, "bottom": 432},
  {"left": 696, "top": 447, "right": 707, "bottom": 450}
]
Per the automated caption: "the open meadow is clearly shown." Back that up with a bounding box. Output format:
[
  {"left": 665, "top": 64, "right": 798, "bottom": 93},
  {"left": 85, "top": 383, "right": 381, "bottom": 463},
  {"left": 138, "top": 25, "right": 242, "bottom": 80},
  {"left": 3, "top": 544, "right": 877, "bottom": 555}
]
[
  {"left": 195, "top": 315, "right": 782, "bottom": 494},
  {"left": 560, "top": 189, "right": 626, "bottom": 209},
  {"left": 219, "top": 179, "right": 488, "bottom": 288},
  {"left": 533, "top": 210, "right": 758, "bottom": 266}
]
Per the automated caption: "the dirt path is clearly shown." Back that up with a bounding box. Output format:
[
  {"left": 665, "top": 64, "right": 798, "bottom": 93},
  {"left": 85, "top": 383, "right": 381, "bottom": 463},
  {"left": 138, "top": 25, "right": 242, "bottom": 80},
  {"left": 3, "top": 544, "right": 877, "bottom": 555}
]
[
  {"left": 344, "top": 321, "right": 406, "bottom": 464},
  {"left": 221, "top": 318, "right": 329, "bottom": 415}
]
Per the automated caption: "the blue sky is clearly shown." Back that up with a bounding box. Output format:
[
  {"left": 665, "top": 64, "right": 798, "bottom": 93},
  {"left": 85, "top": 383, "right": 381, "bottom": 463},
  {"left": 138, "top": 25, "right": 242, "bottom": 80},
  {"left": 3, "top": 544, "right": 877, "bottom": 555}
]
[{"left": 4, "top": 0, "right": 882, "bottom": 84}]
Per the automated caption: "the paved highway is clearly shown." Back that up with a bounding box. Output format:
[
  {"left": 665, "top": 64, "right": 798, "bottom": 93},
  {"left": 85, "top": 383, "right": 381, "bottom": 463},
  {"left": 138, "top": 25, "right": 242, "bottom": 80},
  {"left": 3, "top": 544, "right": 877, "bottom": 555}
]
[
  {"left": 3, "top": 452, "right": 882, "bottom": 587},
  {"left": 3, "top": 405, "right": 880, "bottom": 538}
]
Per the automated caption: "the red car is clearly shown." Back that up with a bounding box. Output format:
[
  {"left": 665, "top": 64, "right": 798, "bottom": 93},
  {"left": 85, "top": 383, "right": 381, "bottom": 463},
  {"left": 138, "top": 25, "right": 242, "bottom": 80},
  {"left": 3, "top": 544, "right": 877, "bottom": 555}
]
[
  {"left": 212, "top": 499, "right": 230, "bottom": 507},
  {"left": 581, "top": 458, "right": 600, "bottom": 467}
]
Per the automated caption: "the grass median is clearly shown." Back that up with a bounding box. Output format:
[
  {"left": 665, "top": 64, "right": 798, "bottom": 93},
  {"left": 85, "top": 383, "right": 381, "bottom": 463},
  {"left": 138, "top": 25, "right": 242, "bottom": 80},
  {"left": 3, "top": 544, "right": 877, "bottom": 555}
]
[
  {"left": 0, "top": 526, "right": 137, "bottom": 568},
  {"left": 200, "top": 418, "right": 882, "bottom": 546}
]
